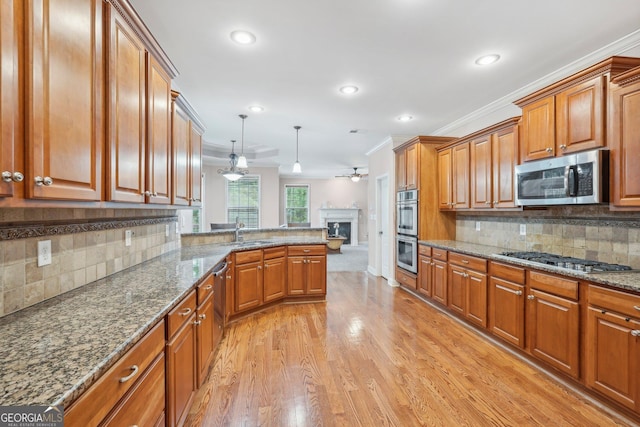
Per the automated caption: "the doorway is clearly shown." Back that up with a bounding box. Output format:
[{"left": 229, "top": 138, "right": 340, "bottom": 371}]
[{"left": 376, "top": 174, "right": 390, "bottom": 278}]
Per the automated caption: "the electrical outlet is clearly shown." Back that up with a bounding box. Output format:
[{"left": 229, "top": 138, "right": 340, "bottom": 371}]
[
  {"left": 125, "top": 230, "right": 132, "bottom": 246},
  {"left": 475, "top": 221, "right": 481, "bottom": 231},
  {"left": 165, "top": 224, "right": 170, "bottom": 237},
  {"left": 519, "top": 224, "right": 526, "bottom": 236},
  {"left": 37, "top": 240, "right": 52, "bottom": 267}
]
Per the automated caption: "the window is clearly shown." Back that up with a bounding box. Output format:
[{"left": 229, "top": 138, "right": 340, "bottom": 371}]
[
  {"left": 285, "top": 185, "right": 309, "bottom": 223},
  {"left": 227, "top": 176, "right": 260, "bottom": 228}
]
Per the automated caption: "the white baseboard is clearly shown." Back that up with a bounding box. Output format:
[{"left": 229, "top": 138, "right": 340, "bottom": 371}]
[{"left": 367, "top": 265, "right": 377, "bottom": 275}]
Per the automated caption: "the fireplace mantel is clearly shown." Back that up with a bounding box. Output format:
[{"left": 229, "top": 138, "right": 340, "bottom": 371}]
[{"left": 318, "top": 208, "right": 359, "bottom": 246}]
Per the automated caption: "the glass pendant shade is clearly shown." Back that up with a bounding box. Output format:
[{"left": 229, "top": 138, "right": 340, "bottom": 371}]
[
  {"left": 292, "top": 161, "right": 302, "bottom": 174},
  {"left": 292, "top": 125, "right": 302, "bottom": 174},
  {"left": 218, "top": 140, "right": 247, "bottom": 181},
  {"left": 350, "top": 175, "right": 361, "bottom": 182},
  {"left": 237, "top": 155, "right": 248, "bottom": 169}
]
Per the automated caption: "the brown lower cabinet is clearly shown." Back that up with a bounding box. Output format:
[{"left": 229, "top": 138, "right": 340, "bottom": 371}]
[
  {"left": 287, "top": 245, "right": 327, "bottom": 296},
  {"left": 489, "top": 262, "right": 526, "bottom": 348},
  {"left": 447, "top": 252, "right": 488, "bottom": 327}
]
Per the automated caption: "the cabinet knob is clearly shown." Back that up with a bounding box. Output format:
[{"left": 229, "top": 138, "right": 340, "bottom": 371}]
[
  {"left": 143, "top": 190, "right": 151, "bottom": 196},
  {"left": 493, "top": 201, "right": 498, "bottom": 205},
  {"left": 194, "top": 320, "right": 201, "bottom": 325},
  {"left": 226, "top": 275, "right": 231, "bottom": 280},
  {"left": 34, "top": 176, "right": 53, "bottom": 186},
  {"left": 545, "top": 147, "right": 553, "bottom": 153},
  {"left": 485, "top": 201, "right": 491, "bottom": 205},
  {"left": 430, "top": 262, "right": 435, "bottom": 266},
  {"left": 199, "top": 314, "right": 206, "bottom": 320},
  {"left": 559, "top": 144, "right": 567, "bottom": 150},
  {"left": 631, "top": 330, "right": 640, "bottom": 337},
  {"left": 515, "top": 290, "right": 523, "bottom": 296},
  {"left": 1, "top": 171, "right": 11, "bottom": 182},
  {"left": 2, "top": 171, "right": 23, "bottom": 182},
  {"left": 527, "top": 295, "right": 535, "bottom": 300},
  {"left": 257, "top": 265, "right": 262, "bottom": 270}
]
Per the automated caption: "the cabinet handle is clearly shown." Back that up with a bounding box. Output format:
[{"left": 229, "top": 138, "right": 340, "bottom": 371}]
[
  {"left": 515, "top": 290, "right": 523, "bottom": 296},
  {"left": 303, "top": 249, "right": 311, "bottom": 253},
  {"left": 527, "top": 295, "right": 535, "bottom": 300},
  {"left": 545, "top": 147, "right": 553, "bottom": 153},
  {"left": 204, "top": 285, "right": 213, "bottom": 290},
  {"left": 119, "top": 365, "right": 139, "bottom": 383},
  {"left": 194, "top": 320, "right": 201, "bottom": 325},
  {"left": 179, "top": 308, "right": 192, "bottom": 316},
  {"left": 631, "top": 330, "right": 640, "bottom": 337},
  {"left": 430, "top": 262, "right": 435, "bottom": 266},
  {"left": 634, "top": 305, "right": 640, "bottom": 312},
  {"left": 559, "top": 144, "right": 567, "bottom": 150},
  {"left": 199, "top": 313, "right": 206, "bottom": 320},
  {"left": 461, "top": 259, "right": 469, "bottom": 264},
  {"left": 34, "top": 176, "right": 53, "bottom": 186},
  {"left": 434, "top": 252, "right": 442, "bottom": 256}
]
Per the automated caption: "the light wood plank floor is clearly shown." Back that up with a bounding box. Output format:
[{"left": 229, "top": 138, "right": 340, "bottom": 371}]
[{"left": 186, "top": 272, "right": 639, "bottom": 426}]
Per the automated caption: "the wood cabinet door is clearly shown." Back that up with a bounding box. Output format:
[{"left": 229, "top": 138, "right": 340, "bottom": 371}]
[
  {"left": 172, "top": 101, "right": 190, "bottom": 206},
  {"left": 466, "top": 270, "right": 487, "bottom": 328},
  {"left": 263, "top": 257, "right": 286, "bottom": 303},
  {"left": 556, "top": 76, "right": 605, "bottom": 155},
  {"left": 437, "top": 149, "right": 453, "bottom": 210},
  {"left": 102, "top": 353, "right": 166, "bottom": 427},
  {"left": 452, "top": 143, "right": 469, "bottom": 209},
  {"left": 470, "top": 135, "right": 492, "bottom": 209},
  {"left": 432, "top": 260, "right": 447, "bottom": 305},
  {"left": 287, "top": 256, "right": 306, "bottom": 295},
  {"left": 609, "top": 77, "right": 640, "bottom": 207},
  {"left": 521, "top": 97, "right": 555, "bottom": 162},
  {"left": 448, "top": 265, "right": 466, "bottom": 315},
  {"left": 527, "top": 288, "right": 580, "bottom": 378},
  {"left": 489, "top": 277, "right": 525, "bottom": 348},
  {"left": 396, "top": 148, "right": 406, "bottom": 191},
  {"left": 196, "top": 295, "right": 215, "bottom": 388},
  {"left": 26, "top": 0, "right": 104, "bottom": 200},
  {"left": 146, "top": 54, "right": 171, "bottom": 205},
  {"left": 190, "top": 125, "right": 203, "bottom": 206},
  {"left": 405, "top": 143, "right": 418, "bottom": 190},
  {"left": 306, "top": 255, "right": 327, "bottom": 295},
  {"left": 0, "top": 0, "right": 18, "bottom": 198},
  {"left": 418, "top": 256, "right": 432, "bottom": 297},
  {"left": 586, "top": 307, "right": 639, "bottom": 411},
  {"left": 492, "top": 126, "right": 519, "bottom": 209},
  {"left": 166, "top": 314, "right": 197, "bottom": 427},
  {"left": 106, "top": 5, "right": 145, "bottom": 203},
  {"left": 235, "top": 262, "right": 262, "bottom": 312}
]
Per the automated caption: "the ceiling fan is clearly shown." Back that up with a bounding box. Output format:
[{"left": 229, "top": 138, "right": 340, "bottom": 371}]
[{"left": 335, "top": 167, "right": 368, "bottom": 182}]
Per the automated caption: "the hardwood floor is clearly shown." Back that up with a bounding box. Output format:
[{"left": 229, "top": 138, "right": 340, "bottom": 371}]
[{"left": 186, "top": 271, "right": 638, "bottom": 426}]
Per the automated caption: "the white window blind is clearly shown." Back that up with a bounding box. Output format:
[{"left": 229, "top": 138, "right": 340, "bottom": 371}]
[
  {"left": 285, "top": 185, "right": 309, "bottom": 223},
  {"left": 227, "top": 176, "right": 260, "bottom": 228}
]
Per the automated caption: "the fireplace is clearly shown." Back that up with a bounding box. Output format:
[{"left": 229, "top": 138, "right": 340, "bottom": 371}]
[
  {"left": 328, "top": 222, "right": 351, "bottom": 242},
  {"left": 318, "top": 208, "right": 359, "bottom": 246}
]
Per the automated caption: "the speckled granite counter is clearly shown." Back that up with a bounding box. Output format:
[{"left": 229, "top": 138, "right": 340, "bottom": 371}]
[
  {"left": 419, "top": 240, "right": 640, "bottom": 293},
  {"left": 0, "top": 237, "right": 326, "bottom": 408}
]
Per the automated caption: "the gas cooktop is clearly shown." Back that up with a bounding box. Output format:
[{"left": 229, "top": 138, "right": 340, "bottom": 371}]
[{"left": 498, "top": 251, "right": 634, "bottom": 273}]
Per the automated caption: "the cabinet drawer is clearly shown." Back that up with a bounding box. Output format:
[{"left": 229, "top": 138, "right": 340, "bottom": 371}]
[
  {"left": 589, "top": 285, "right": 640, "bottom": 318},
  {"left": 235, "top": 249, "right": 262, "bottom": 265},
  {"left": 431, "top": 248, "right": 448, "bottom": 261},
  {"left": 490, "top": 261, "right": 525, "bottom": 284},
  {"left": 288, "top": 245, "right": 325, "bottom": 256},
  {"left": 264, "top": 246, "right": 286, "bottom": 260},
  {"left": 396, "top": 268, "right": 417, "bottom": 288},
  {"left": 65, "top": 319, "right": 165, "bottom": 427},
  {"left": 528, "top": 270, "right": 578, "bottom": 300},
  {"left": 419, "top": 245, "right": 431, "bottom": 257},
  {"left": 449, "top": 252, "right": 487, "bottom": 273},
  {"left": 167, "top": 290, "right": 197, "bottom": 340},
  {"left": 196, "top": 274, "right": 214, "bottom": 306}
]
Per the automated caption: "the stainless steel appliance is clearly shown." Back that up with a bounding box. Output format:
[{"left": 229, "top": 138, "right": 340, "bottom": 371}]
[
  {"left": 497, "top": 251, "right": 633, "bottom": 274},
  {"left": 396, "top": 189, "right": 418, "bottom": 236},
  {"left": 515, "top": 149, "right": 608, "bottom": 206},
  {"left": 396, "top": 234, "right": 418, "bottom": 273}
]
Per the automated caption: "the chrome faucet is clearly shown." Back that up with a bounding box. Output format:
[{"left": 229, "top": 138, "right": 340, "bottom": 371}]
[{"left": 234, "top": 216, "right": 244, "bottom": 242}]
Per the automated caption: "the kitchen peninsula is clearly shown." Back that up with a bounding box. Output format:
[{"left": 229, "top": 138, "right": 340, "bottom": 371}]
[{"left": 0, "top": 227, "right": 328, "bottom": 426}]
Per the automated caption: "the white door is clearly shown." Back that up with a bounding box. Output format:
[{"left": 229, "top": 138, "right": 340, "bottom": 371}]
[{"left": 377, "top": 174, "right": 390, "bottom": 278}]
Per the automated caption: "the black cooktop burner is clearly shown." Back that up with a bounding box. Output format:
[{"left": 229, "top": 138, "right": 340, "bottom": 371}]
[{"left": 500, "top": 251, "right": 633, "bottom": 273}]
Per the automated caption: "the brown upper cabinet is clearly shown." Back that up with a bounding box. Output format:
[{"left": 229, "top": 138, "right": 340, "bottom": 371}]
[
  {"left": 609, "top": 65, "right": 640, "bottom": 209},
  {"left": 438, "top": 143, "right": 470, "bottom": 210},
  {"left": 395, "top": 141, "right": 418, "bottom": 191},
  {"left": 515, "top": 56, "right": 640, "bottom": 162},
  {"left": 0, "top": 0, "right": 19, "bottom": 198},
  {"left": 26, "top": 0, "right": 105, "bottom": 201}
]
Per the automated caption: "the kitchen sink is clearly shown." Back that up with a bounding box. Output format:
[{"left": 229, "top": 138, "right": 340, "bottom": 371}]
[{"left": 235, "top": 240, "right": 273, "bottom": 247}]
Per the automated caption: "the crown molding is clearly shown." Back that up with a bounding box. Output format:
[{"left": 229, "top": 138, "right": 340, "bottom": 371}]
[{"left": 366, "top": 136, "right": 393, "bottom": 156}]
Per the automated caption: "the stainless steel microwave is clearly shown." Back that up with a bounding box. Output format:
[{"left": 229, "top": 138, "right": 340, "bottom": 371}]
[{"left": 515, "top": 149, "right": 608, "bottom": 206}]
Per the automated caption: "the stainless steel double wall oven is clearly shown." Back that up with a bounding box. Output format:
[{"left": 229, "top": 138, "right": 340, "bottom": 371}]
[{"left": 396, "top": 189, "right": 418, "bottom": 273}]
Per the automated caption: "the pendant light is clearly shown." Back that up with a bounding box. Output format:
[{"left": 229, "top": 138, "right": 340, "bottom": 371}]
[
  {"left": 236, "top": 114, "right": 248, "bottom": 169},
  {"left": 218, "top": 140, "right": 246, "bottom": 181},
  {"left": 292, "top": 125, "right": 302, "bottom": 174}
]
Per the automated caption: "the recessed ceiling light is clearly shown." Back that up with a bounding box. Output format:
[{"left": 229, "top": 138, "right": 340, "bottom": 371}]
[
  {"left": 397, "top": 115, "right": 413, "bottom": 122},
  {"left": 248, "top": 105, "right": 264, "bottom": 113},
  {"left": 230, "top": 30, "right": 256, "bottom": 45},
  {"left": 339, "top": 85, "right": 359, "bottom": 95},
  {"left": 475, "top": 54, "right": 500, "bottom": 66}
]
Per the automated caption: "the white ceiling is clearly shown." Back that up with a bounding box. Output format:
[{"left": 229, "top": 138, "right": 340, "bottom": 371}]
[{"left": 129, "top": 0, "right": 640, "bottom": 178}]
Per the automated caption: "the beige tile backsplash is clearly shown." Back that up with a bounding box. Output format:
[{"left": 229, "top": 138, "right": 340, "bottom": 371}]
[{"left": 0, "top": 208, "right": 180, "bottom": 318}]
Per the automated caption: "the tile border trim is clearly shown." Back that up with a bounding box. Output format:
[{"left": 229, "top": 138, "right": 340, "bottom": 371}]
[
  {"left": 459, "top": 214, "right": 640, "bottom": 229},
  {"left": 0, "top": 216, "right": 178, "bottom": 241}
]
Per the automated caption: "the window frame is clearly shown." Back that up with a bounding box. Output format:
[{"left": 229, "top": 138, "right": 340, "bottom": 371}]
[
  {"left": 226, "top": 175, "right": 261, "bottom": 229},
  {"left": 284, "top": 184, "right": 310, "bottom": 224}
]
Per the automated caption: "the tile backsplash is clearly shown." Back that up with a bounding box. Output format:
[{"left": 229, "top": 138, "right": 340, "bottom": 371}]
[
  {"left": 0, "top": 208, "right": 180, "bottom": 318},
  {"left": 457, "top": 206, "right": 640, "bottom": 268}
]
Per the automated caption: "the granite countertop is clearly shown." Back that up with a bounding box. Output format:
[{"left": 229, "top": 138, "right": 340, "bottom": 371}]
[
  {"left": 0, "top": 237, "right": 327, "bottom": 408},
  {"left": 419, "top": 240, "right": 640, "bottom": 293}
]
